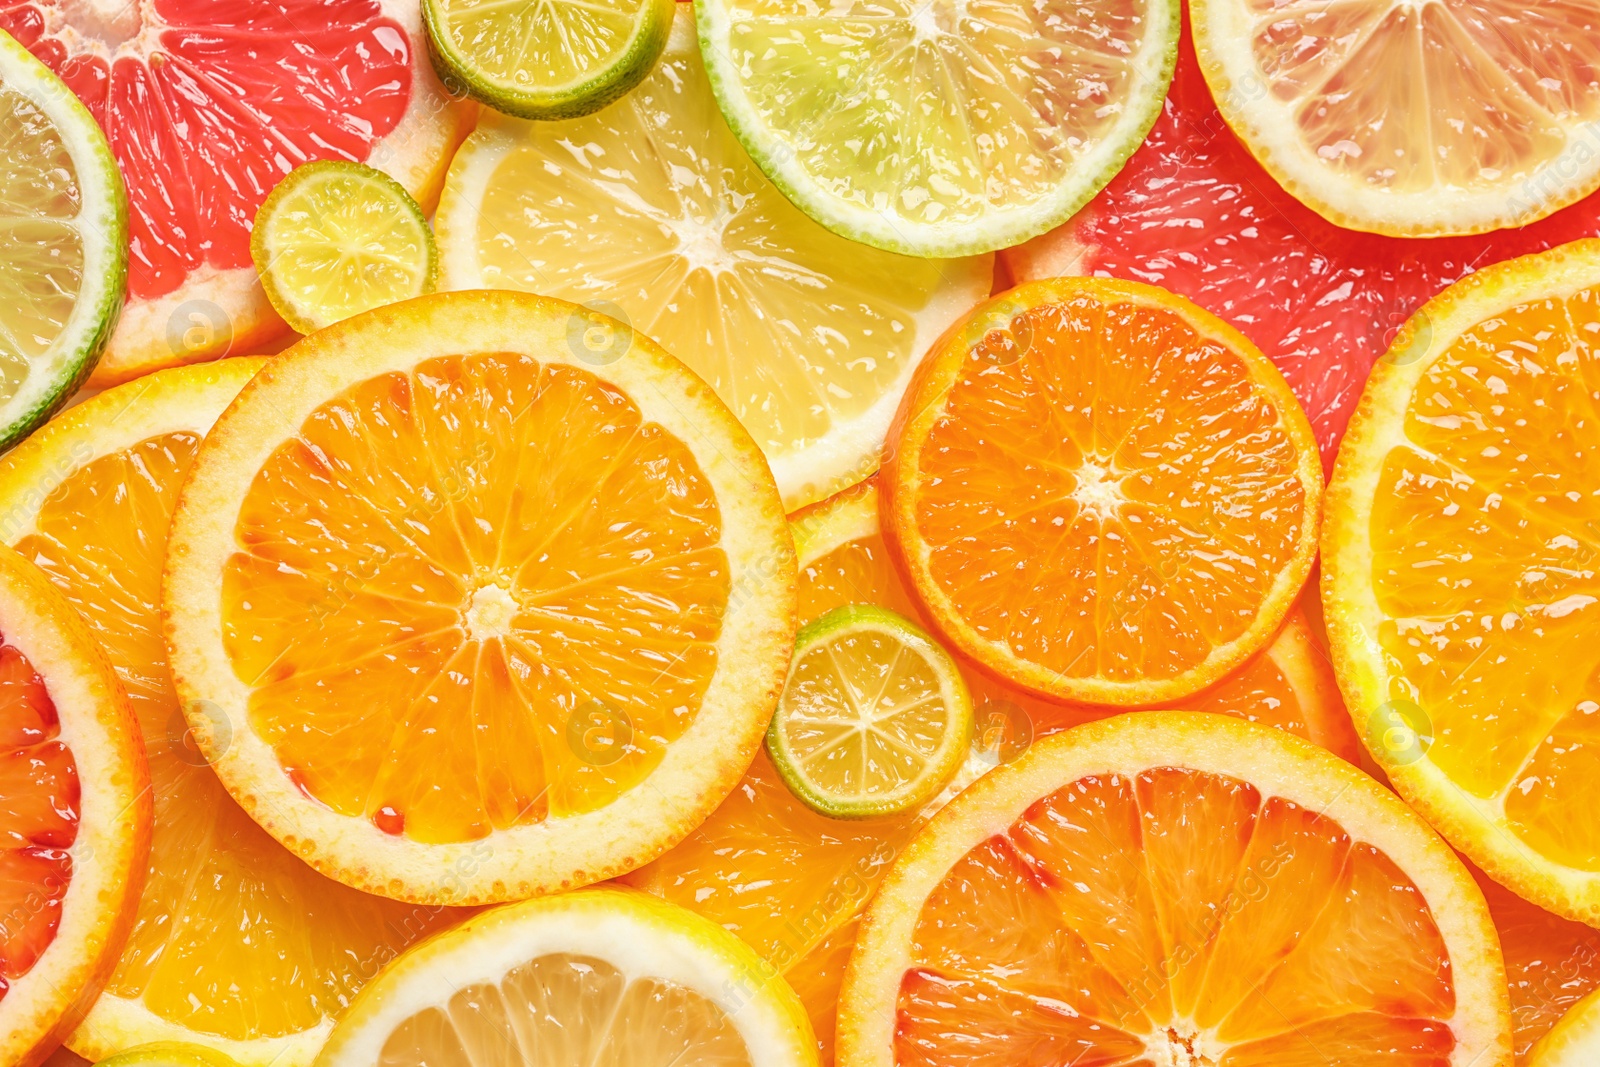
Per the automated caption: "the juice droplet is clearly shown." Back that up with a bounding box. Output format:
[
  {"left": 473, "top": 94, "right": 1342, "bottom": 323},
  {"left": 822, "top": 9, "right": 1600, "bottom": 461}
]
[{"left": 373, "top": 805, "right": 405, "bottom": 836}]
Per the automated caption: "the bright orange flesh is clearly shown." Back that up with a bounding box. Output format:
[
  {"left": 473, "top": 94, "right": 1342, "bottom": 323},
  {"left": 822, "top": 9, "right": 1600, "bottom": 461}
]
[
  {"left": 898, "top": 770, "right": 1456, "bottom": 1066},
  {"left": 16, "top": 430, "right": 461, "bottom": 1041},
  {"left": 888, "top": 280, "right": 1318, "bottom": 704},
  {"left": 0, "top": 640, "right": 75, "bottom": 995},
  {"left": 223, "top": 354, "right": 728, "bottom": 844}
]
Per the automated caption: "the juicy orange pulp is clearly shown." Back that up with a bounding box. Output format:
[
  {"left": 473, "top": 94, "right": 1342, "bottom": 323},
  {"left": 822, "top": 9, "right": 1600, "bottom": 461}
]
[
  {"left": 222, "top": 355, "right": 729, "bottom": 844},
  {"left": 1370, "top": 284, "right": 1600, "bottom": 866},
  {"left": 900, "top": 769, "right": 1457, "bottom": 1065},
  {"left": 0, "top": 640, "right": 76, "bottom": 995},
  {"left": 16, "top": 431, "right": 460, "bottom": 1041},
  {"left": 1479, "top": 867, "right": 1600, "bottom": 1061}
]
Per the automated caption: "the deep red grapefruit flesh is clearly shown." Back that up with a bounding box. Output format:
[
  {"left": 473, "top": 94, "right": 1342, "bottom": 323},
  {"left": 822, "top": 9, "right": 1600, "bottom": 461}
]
[
  {"left": 1003, "top": 21, "right": 1600, "bottom": 470},
  {"left": 0, "top": 0, "right": 413, "bottom": 302}
]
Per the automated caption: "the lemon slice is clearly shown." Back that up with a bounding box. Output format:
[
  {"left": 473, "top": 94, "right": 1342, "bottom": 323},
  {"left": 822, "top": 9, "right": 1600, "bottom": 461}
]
[
  {"left": 1533, "top": 989, "right": 1600, "bottom": 1066},
  {"left": 693, "top": 0, "right": 1178, "bottom": 258},
  {"left": 0, "top": 29, "right": 126, "bottom": 448},
  {"left": 423, "top": 0, "right": 675, "bottom": 119},
  {"left": 315, "top": 886, "right": 818, "bottom": 1067},
  {"left": 769, "top": 605, "right": 973, "bottom": 819},
  {"left": 251, "top": 161, "right": 436, "bottom": 335},
  {"left": 434, "top": 5, "right": 992, "bottom": 512}
]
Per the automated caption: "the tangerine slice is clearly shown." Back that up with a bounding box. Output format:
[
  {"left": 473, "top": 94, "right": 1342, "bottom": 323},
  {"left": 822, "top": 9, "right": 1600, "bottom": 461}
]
[
  {"left": 837, "top": 712, "right": 1511, "bottom": 1067},
  {"left": 884, "top": 277, "right": 1323, "bottom": 706},
  {"left": 162, "top": 291, "right": 796, "bottom": 905}
]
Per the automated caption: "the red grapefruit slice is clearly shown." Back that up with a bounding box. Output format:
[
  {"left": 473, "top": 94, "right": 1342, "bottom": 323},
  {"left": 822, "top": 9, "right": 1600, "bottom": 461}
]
[
  {"left": 1003, "top": 21, "right": 1600, "bottom": 471},
  {"left": 0, "top": 0, "right": 470, "bottom": 385}
]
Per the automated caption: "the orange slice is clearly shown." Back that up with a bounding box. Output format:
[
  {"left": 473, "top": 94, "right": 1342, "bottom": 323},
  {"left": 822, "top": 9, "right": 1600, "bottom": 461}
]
[
  {"left": 884, "top": 278, "right": 1321, "bottom": 707},
  {"left": 1324, "top": 238, "right": 1600, "bottom": 924},
  {"left": 162, "top": 290, "right": 796, "bottom": 905},
  {"left": 0, "top": 358, "right": 468, "bottom": 1066},
  {"left": 0, "top": 542, "right": 147, "bottom": 1067},
  {"left": 838, "top": 712, "right": 1512, "bottom": 1067}
]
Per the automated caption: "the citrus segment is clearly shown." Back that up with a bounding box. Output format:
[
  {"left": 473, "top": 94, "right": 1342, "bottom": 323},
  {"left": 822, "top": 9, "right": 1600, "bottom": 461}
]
[
  {"left": 1533, "top": 988, "right": 1600, "bottom": 1066},
  {"left": 693, "top": 0, "right": 1179, "bottom": 257},
  {"left": 96, "top": 1044, "right": 244, "bottom": 1067},
  {"left": 1324, "top": 238, "right": 1600, "bottom": 924},
  {"left": 163, "top": 290, "right": 794, "bottom": 904},
  {"left": 0, "top": 359, "right": 468, "bottom": 1067},
  {"left": 423, "top": 0, "right": 674, "bottom": 119},
  {"left": 313, "top": 888, "right": 818, "bottom": 1067},
  {"left": 433, "top": 6, "right": 992, "bottom": 512},
  {"left": 252, "top": 161, "right": 437, "bottom": 335},
  {"left": 0, "top": 0, "right": 470, "bottom": 384},
  {"left": 885, "top": 278, "right": 1323, "bottom": 706},
  {"left": 1192, "top": 0, "right": 1600, "bottom": 236},
  {"left": 0, "top": 543, "right": 147, "bottom": 1067},
  {"left": 837, "top": 713, "right": 1512, "bottom": 1067}
]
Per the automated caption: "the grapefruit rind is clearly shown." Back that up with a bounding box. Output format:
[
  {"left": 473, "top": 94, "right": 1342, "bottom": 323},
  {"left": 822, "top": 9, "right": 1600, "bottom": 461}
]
[
  {"left": 162, "top": 290, "right": 797, "bottom": 906},
  {"left": 692, "top": 0, "right": 1180, "bottom": 259},
  {"left": 1531, "top": 988, "right": 1600, "bottom": 1067},
  {"left": 314, "top": 886, "right": 818, "bottom": 1067},
  {"left": 0, "top": 544, "right": 148, "bottom": 1067},
  {"left": 885, "top": 276, "right": 1324, "bottom": 707},
  {"left": 0, "top": 29, "right": 126, "bottom": 451},
  {"left": 835, "top": 712, "right": 1512, "bottom": 1067},
  {"left": 422, "top": 0, "right": 675, "bottom": 120},
  {"left": 1323, "top": 238, "right": 1600, "bottom": 925}
]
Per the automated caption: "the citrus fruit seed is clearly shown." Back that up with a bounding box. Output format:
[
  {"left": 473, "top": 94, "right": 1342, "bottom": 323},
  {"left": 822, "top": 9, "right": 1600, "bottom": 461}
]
[
  {"left": 162, "top": 290, "right": 796, "bottom": 905},
  {"left": 1324, "top": 237, "right": 1600, "bottom": 925},
  {"left": 313, "top": 887, "right": 819, "bottom": 1067},
  {"left": 252, "top": 161, "right": 437, "bottom": 335},
  {"left": 769, "top": 605, "right": 973, "bottom": 820},
  {"left": 693, "top": 0, "right": 1179, "bottom": 258},
  {"left": 884, "top": 277, "right": 1323, "bottom": 706},
  {"left": 837, "top": 712, "right": 1513, "bottom": 1067},
  {"left": 434, "top": 5, "right": 992, "bottom": 512},
  {"left": 423, "top": 0, "right": 674, "bottom": 120}
]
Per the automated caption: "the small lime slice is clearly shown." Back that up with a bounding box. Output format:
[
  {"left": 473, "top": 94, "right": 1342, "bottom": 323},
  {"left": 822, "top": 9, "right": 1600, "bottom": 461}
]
[
  {"left": 93, "top": 1044, "right": 243, "bottom": 1067},
  {"left": 695, "top": 0, "right": 1179, "bottom": 258},
  {"left": 423, "top": 0, "right": 675, "bottom": 120},
  {"left": 769, "top": 604, "right": 973, "bottom": 819},
  {"left": 251, "top": 160, "right": 436, "bottom": 335},
  {"left": 0, "top": 30, "right": 126, "bottom": 450}
]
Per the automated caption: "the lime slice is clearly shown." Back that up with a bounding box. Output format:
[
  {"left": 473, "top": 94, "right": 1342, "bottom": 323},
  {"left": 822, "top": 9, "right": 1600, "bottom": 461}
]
[
  {"left": 423, "top": 0, "right": 675, "bottom": 120},
  {"left": 0, "top": 30, "right": 126, "bottom": 450},
  {"left": 94, "top": 1044, "right": 242, "bottom": 1067},
  {"left": 434, "top": 6, "right": 993, "bottom": 512},
  {"left": 769, "top": 604, "right": 974, "bottom": 819},
  {"left": 694, "top": 0, "right": 1179, "bottom": 258},
  {"left": 251, "top": 160, "right": 436, "bottom": 335}
]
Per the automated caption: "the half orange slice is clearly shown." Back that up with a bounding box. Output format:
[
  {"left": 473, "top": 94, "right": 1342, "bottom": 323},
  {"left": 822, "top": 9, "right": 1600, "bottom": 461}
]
[{"left": 884, "top": 277, "right": 1323, "bottom": 706}]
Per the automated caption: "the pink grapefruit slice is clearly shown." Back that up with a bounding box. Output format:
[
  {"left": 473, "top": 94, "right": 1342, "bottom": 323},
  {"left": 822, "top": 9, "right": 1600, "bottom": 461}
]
[{"left": 0, "top": 0, "right": 471, "bottom": 385}]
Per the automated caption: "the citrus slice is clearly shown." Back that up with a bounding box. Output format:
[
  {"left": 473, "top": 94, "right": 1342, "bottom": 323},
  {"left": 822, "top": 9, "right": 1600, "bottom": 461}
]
[
  {"left": 884, "top": 277, "right": 1323, "bottom": 706},
  {"left": 0, "top": 0, "right": 471, "bottom": 385},
  {"left": 1324, "top": 238, "right": 1600, "bottom": 925},
  {"left": 433, "top": 5, "right": 992, "bottom": 513},
  {"left": 162, "top": 289, "right": 795, "bottom": 905},
  {"left": 423, "top": 0, "right": 674, "bottom": 119},
  {"left": 769, "top": 605, "right": 973, "bottom": 819},
  {"left": 252, "top": 161, "right": 437, "bottom": 335},
  {"left": 1533, "top": 990, "right": 1600, "bottom": 1066},
  {"left": 1191, "top": 0, "right": 1600, "bottom": 237},
  {"left": 95, "top": 1044, "right": 242, "bottom": 1067},
  {"left": 0, "top": 358, "right": 470, "bottom": 1066},
  {"left": 0, "top": 30, "right": 125, "bottom": 450},
  {"left": 837, "top": 712, "right": 1513, "bottom": 1067},
  {"left": 0, "top": 542, "right": 148, "bottom": 1067},
  {"left": 693, "top": 0, "right": 1179, "bottom": 258},
  {"left": 315, "top": 887, "right": 818, "bottom": 1067}
]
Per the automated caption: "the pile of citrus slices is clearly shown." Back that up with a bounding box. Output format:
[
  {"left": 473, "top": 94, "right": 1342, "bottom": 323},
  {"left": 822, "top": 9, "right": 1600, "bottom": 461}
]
[{"left": 0, "top": 1, "right": 1596, "bottom": 1067}]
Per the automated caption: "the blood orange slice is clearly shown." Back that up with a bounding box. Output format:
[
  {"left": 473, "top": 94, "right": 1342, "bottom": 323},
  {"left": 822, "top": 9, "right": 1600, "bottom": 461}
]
[
  {"left": 0, "top": 0, "right": 471, "bottom": 386},
  {"left": 0, "top": 543, "right": 147, "bottom": 1067},
  {"left": 838, "top": 712, "right": 1512, "bottom": 1067},
  {"left": 1004, "top": 24, "right": 1600, "bottom": 471}
]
